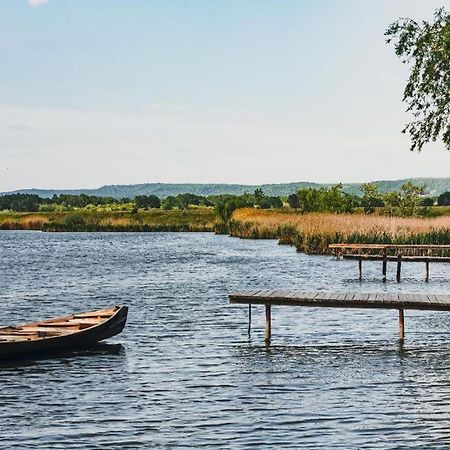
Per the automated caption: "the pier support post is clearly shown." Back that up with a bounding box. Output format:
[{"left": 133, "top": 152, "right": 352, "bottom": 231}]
[
  {"left": 248, "top": 304, "right": 252, "bottom": 335},
  {"left": 425, "top": 261, "right": 430, "bottom": 283},
  {"left": 358, "top": 259, "right": 363, "bottom": 281},
  {"left": 382, "top": 249, "right": 387, "bottom": 282},
  {"left": 396, "top": 254, "right": 402, "bottom": 283},
  {"left": 265, "top": 304, "right": 271, "bottom": 344},
  {"left": 399, "top": 309, "right": 405, "bottom": 342}
]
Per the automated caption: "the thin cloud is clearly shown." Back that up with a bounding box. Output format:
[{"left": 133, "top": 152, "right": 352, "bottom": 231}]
[{"left": 28, "top": 0, "right": 49, "bottom": 7}]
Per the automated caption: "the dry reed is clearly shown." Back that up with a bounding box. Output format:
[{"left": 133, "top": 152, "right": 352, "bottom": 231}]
[
  {"left": 230, "top": 208, "right": 450, "bottom": 254},
  {"left": 0, "top": 215, "right": 49, "bottom": 230}
]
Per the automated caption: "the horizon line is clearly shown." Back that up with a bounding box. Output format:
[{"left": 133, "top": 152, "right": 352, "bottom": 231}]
[{"left": 2, "top": 176, "right": 449, "bottom": 194}]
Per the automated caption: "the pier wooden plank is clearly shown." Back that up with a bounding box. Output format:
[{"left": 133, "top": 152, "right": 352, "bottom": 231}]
[
  {"left": 258, "top": 290, "right": 271, "bottom": 297},
  {"left": 285, "top": 291, "right": 301, "bottom": 298},
  {"left": 427, "top": 294, "right": 444, "bottom": 305},
  {"left": 332, "top": 243, "right": 450, "bottom": 284},
  {"left": 246, "top": 289, "right": 262, "bottom": 297},
  {"left": 343, "top": 254, "right": 450, "bottom": 263},
  {"left": 330, "top": 244, "right": 450, "bottom": 250},
  {"left": 352, "top": 293, "right": 369, "bottom": 301},
  {"left": 230, "top": 289, "right": 450, "bottom": 344},
  {"left": 250, "top": 290, "right": 262, "bottom": 298},
  {"left": 229, "top": 290, "right": 450, "bottom": 311}
]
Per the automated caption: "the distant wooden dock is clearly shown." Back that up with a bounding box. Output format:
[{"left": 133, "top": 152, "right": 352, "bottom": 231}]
[
  {"left": 229, "top": 290, "right": 450, "bottom": 344},
  {"left": 329, "top": 243, "right": 450, "bottom": 282}
]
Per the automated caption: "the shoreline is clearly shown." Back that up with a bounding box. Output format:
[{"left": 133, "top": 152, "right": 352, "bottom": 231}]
[
  {"left": 229, "top": 208, "right": 450, "bottom": 254},
  {"left": 2, "top": 208, "right": 450, "bottom": 256},
  {"left": 0, "top": 209, "right": 216, "bottom": 233}
]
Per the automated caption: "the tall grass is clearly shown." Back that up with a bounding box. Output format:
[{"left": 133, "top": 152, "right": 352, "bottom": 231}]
[
  {"left": 0, "top": 214, "right": 49, "bottom": 230},
  {"left": 230, "top": 208, "right": 450, "bottom": 254},
  {"left": 0, "top": 209, "right": 216, "bottom": 232}
]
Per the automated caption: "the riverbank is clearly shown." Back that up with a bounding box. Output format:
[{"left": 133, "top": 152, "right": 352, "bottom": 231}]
[
  {"left": 0, "top": 209, "right": 216, "bottom": 232},
  {"left": 229, "top": 208, "right": 450, "bottom": 254},
  {"left": 2, "top": 208, "right": 450, "bottom": 255}
]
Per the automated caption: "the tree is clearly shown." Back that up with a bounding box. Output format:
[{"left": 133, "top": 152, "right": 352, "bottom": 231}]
[
  {"left": 361, "top": 183, "right": 383, "bottom": 214},
  {"left": 438, "top": 191, "right": 450, "bottom": 206},
  {"left": 175, "top": 193, "right": 209, "bottom": 209},
  {"left": 386, "top": 8, "right": 450, "bottom": 151},
  {"left": 421, "top": 197, "right": 435, "bottom": 207},
  {"left": 161, "top": 196, "right": 177, "bottom": 210},
  {"left": 53, "top": 194, "right": 119, "bottom": 208},
  {"left": 253, "top": 189, "right": 264, "bottom": 204},
  {"left": 321, "top": 184, "right": 354, "bottom": 213},
  {"left": 383, "top": 191, "right": 401, "bottom": 217},
  {"left": 215, "top": 196, "right": 251, "bottom": 223},
  {"left": 398, "top": 181, "right": 425, "bottom": 216},
  {"left": 258, "top": 196, "right": 282, "bottom": 209},
  {"left": 296, "top": 188, "right": 320, "bottom": 213},
  {"left": 287, "top": 193, "right": 299, "bottom": 209},
  {"left": 134, "top": 195, "right": 148, "bottom": 209},
  {"left": 294, "top": 185, "right": 354, "bottom": 214},
  {"left": 134, "top": 195, "right": 161, "bottom": 209},
  {"left": 0, "top": 193, "right": 44, "bottom": 212}
]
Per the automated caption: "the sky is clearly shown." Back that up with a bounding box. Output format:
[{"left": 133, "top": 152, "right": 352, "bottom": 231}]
[{"left": 1, "top": 0, "right": 449, "bottom": 191}]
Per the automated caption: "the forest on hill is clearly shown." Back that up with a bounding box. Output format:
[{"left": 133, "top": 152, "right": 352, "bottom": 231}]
[{"left": 3, "top": 177, "right": 450, "bottom": 199}]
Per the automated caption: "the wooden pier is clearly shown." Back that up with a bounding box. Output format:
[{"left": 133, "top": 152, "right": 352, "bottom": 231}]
[
  {"left": 229, "top": 289, "right": 450, "bottom": 344},
  {"left": 329, "top": 244, "right": 450, "bottom": 282}
]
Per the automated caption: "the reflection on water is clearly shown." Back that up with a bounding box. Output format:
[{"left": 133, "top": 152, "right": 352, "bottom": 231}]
[
  {"left": 0, "top": 343, "right": 125, "bottom": 369},
  {"left": 1, "top": 231, "right": 450, "bottom": 449}
]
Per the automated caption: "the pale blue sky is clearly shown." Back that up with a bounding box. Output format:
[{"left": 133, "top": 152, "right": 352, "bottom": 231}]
[{"left": 1, "top": 0, "right": 449, "bottom": 190}]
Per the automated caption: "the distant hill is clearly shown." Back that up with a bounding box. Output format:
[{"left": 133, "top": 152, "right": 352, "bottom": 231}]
[
  {"left": 342, "top": 178, "right": 450, "bottom": 196},
  {"left": 2, "top": 178, "right": 450, "bottom": 199}
]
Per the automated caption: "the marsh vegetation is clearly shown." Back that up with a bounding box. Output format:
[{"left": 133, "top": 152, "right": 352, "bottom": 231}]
[
  {"left": 0, "top": 209, "right": 216, "bottom": 232},
  {"left": 1, "top": 183, "right": 449, "bottom": 250},
  {"left": 229, "top": 208, "right": 450, "bottom": 254}
]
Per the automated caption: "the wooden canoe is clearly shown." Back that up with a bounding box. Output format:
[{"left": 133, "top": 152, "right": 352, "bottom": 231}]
[{"left": 0, "top": 306, "right": 128, "bottom": 357}]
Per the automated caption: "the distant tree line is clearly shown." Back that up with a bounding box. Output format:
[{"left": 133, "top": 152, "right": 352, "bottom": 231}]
[
  {"left": 0, "top": 193, "right": 43, "bottom": 212},
  {"left": 0, "top": 192, "right": 215, "bottom": 212},
  {"left": 358, "top": 182, "right": 437, "bottom": 217},
  {"left": 0, "top": 193, "right": 125, "bottom": 212},
  {"left": 286, "top": 182, "right": 443, "bottom": 217},
  {"left": 0, "top": 190, "right": 283, "bottom": 213},
  {"left": 160, "top": 193, "right": 213, "bottom": 210},
  {"left": 1, "top": 184, "right": 449, "bottom": 218},
  {"left": 286, "top": 184, "right": 357, "bottom": 214}
]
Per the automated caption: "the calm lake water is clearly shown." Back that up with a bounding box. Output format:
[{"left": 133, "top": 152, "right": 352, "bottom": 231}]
[{"left": 1, "top": 231, "right": 450, "bottom": 449}]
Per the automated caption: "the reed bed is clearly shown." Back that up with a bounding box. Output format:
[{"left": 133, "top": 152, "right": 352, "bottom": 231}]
[
  {"left": 98, "top": 217, "right": 133, "bottom": 227},
  {"left": 0, "top": 209, "right": 216, "bottom": 232},
  {"left": 43, "top": 222, "right": 213, "bottom": 232},
  {"left": 230, "top": 208, "right": 450, "bottom": 254},
  {"left": 0, "top": 214, "right": 49, "bottom": 230}
]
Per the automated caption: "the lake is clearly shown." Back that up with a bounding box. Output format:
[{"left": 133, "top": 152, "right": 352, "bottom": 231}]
[{"left": 1, "top": 231, "right": 450, "bottom": 449}]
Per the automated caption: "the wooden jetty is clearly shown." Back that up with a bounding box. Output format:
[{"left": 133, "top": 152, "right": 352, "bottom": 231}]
[
  {"left": 329, "top": 244, "right": 450, "bottom": 282},
  {"left": 229, "top": 290, "right": 450, "bottom": 344}
]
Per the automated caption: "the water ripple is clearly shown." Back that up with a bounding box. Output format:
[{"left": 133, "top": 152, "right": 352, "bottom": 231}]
[{"left": 1, "top": 231, "right": 450, "bottom": 448}]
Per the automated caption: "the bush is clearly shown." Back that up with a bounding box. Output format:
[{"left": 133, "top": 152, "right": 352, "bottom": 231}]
[
  {"left": 438, "top": 192, "right": 450, "bottom": 206},
  {"left": 64, "top": 214, "right": 86, "bottom": 230},
  {"left": 134, "top": 195, "right": 161, "bottom": 209}
]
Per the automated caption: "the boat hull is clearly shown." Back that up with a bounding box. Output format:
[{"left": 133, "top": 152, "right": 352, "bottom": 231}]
[{"left": 0, "top": 306, "right": 128, "bottom": 358}]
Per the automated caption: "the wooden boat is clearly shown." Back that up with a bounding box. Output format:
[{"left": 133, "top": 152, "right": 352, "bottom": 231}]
[{"left": 0, "top": 306, "right": 128, "bottom": 357}]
